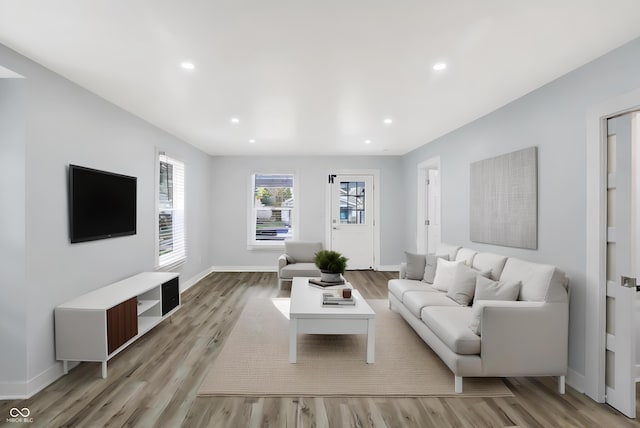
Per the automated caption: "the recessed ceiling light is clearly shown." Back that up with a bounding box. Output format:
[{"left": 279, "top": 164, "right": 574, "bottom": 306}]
[
  {"left": 364, "top": 139, "right": 372, "bottom": 144},
  {"left": 249, "top": 139, "right": 256, "bottom": 143},
  {"left": 180, "top": 61, "right": 195, "bottom": 70},
  {"left": 433, "top": 63, "right": 447, "bottom": 71},
  {"left": 230, "top": 117, "right": 240, "bottom": 124},
  {"left": 383, "top": 118, "right": 393, "bottom": 125}
]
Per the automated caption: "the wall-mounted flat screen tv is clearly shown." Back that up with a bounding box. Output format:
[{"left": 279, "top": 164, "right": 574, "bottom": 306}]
[{"left": 69, "top": 164, "right": 137, "bottom": 243}]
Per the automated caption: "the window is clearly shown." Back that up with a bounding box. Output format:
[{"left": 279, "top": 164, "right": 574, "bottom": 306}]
[
  {"left": 157, "top": 153, "right": 185, "bottom": 267},
  {"left": 250, "top": 173, "right": 295, "bottom": 246},
  {"left": 339, "top": 181, "right": 366, "bottom": 224}
]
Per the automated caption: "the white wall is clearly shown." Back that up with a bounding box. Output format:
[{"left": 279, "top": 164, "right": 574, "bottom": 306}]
[
  {"left": 210, "top": 155, "right": 404, "bottom": 268},
  {"left": 0, "top": 44, "right": 213, "bottom": 396},
  {"left": 0, "top": 77, "right": 27, "bottom": 388},
  {"left": 401, "top": 37, "right": 640, "bottom": 383}
]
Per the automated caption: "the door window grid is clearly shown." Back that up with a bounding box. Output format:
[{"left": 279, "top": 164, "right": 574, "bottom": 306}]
[{"left": 339, "top": 181, "right": 365, "bottom": 224}]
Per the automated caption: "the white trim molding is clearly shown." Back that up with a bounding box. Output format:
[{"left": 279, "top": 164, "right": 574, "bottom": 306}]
[
  {"left": 211, "top": 266, "right": 278, "bottom": 272},
  {"left": 416, "top": 157, "right": 441, "bottom": 254},
  {"left": 180, "top": 265, "right": 215, "bottom": 293},
  {"left": 585, "top": 86, "right": 640, "bottom": 402}
]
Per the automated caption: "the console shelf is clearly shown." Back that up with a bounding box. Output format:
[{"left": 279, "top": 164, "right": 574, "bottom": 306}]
[{"left": 55, "top": 272, "right": 180, "bottom": 378}]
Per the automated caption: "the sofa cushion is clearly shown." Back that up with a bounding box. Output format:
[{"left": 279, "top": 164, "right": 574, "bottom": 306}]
[
  {"left": 405, "top": 252, "right": 426, "bottom": 280},
  {"left": 474, "top": 276, "right": 521, "bottom": 302},
  {"left": 455, "top": 248, "right": 477, "bottom": 266},
  {"left": 421, "top": 306, "right": 480, "bottom": 355},
  {"left": 500, "top": 258, "right": 568, "bottom": 302},
  {"left": 436, "top": 243, "right": 462, "bottom": 262},
  {"left": 472, "top": 252, "right": 508, "bottom": 281},
  {"left": 284, "top": 241, "right": 322, "bottom": 263},
  {"left": 432, "top": 259, "right": 465, "bottom": 291},
  {"left": 388, "top": 279, "right": 438, "bottom": 302},
  {"left": 279, "top": 263, "right": 321, "bottom": 279},
  {"left": 403, "top": 291, "right": 460, "bottom": 318},
  {"left": 446, "top": 264, "right": 479, "bottom": 306}
]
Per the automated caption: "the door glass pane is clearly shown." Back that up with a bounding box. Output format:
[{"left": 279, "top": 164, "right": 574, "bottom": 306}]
[{"left": 339, "top": 181, "right": 365, "bottom": 224}]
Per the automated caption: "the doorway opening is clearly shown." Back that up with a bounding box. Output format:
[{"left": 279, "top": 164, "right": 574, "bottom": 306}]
[
  {"left": 585, "top": 87, "right": 640, "bottom": 419},
  {"left": 417, "top": 157, "right": 441, "bottom": 254}
]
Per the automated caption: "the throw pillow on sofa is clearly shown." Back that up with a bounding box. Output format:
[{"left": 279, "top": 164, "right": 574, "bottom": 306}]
[
  {"left": 445, "top": 263, "right": 480, "bottom": 305},
  {"left": 469, "top": 277, "right": 522, "bottom": 335},
  {"left": 474, "top": 276, "right": 521, "bottom": 301},
  {"left": 423, "top": 253, "right": 449, "bottom": 284},
  {"left": 432, "top": 258, "right": 465, "bottom": 291},
  {"left": 404, "top": 251, "right": 426, "bottom": 280}
]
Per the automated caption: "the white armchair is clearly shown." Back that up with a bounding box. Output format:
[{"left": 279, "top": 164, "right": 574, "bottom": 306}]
[{"left": 277, "top": 241, "right": 323, "bottom": 290}]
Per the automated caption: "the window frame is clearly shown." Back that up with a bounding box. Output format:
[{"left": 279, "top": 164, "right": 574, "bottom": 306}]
[
  {"left": 155, "top": 151, "right": 186, "bottom": 269},
  {"left": 247, "top": 171, "right": 298, "bottom": 250}
]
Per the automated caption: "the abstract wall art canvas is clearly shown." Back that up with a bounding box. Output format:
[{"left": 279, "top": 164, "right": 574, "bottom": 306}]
[{"left": 470, "top": 146, "right": 537, "bottom": 249}]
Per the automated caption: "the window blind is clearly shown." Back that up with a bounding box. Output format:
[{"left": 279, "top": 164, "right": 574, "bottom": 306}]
[{"left": 158, "top": 154, "right": 186, "bottom": 267}]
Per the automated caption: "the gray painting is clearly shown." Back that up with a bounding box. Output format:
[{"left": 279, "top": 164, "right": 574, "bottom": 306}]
[{"left": 470, "top": 147, "right": 537, "bottom": 249}]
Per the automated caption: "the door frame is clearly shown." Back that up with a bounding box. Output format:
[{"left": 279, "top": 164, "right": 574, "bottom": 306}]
[
  {"left": 585, "top": 87, "right": 640, "bottom": 402},
  {"left": 325, "top": 169, "right": 380, "bottom": 270},
  {"left": 417, "top": 157, "right": 441, "bottom": 253}
]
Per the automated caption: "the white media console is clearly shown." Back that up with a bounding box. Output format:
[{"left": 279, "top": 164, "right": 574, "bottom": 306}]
[{"left": 55, "top": 272, "right": 180, "bottom": 378}]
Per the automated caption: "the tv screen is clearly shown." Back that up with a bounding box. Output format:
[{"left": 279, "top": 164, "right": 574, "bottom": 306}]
[{"left": 69, "top": 164, "right": 137, "bottom": 243}]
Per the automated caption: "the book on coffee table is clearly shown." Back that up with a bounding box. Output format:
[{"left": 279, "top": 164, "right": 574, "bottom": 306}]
[
  {"left": 308, "top": 278, "right": 345, "bottom": 288},
  {"left": 322, "top": 293, "right": 355, "bottom": 306}
]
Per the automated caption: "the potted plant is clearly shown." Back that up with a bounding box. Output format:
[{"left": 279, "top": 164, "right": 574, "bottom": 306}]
[{"left": 314, "top": 250, "right": 348, "bottom": 283}]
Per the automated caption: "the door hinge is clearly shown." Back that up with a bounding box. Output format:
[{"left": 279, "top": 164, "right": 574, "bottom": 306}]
[
  {"left": 328, "top": 174, "right": 336, "bottom": 184},
  {"left": 426, "top": 179, "right": 430, "bottom": 185},
  {"left": 425, "top": 220, "right": 430, "bottom": 226}
]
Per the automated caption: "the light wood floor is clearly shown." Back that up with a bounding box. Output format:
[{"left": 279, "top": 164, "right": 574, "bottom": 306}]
[{"left": 2, "top": 271, "right": 639, "bottom": 427}]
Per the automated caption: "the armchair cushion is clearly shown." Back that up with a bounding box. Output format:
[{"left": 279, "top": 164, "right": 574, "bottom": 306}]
[{"left": 279, "top": 263, "right": 321, "bottom": 280}]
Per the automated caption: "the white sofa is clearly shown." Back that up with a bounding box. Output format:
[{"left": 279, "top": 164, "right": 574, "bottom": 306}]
[{"left": 388, "top": 243, "right": 569, "bottom": 393}]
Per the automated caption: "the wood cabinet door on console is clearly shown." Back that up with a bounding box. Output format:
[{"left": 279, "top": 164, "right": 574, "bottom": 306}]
[{"left": 106, "top": 297, "right": 138, "bottom": 354}]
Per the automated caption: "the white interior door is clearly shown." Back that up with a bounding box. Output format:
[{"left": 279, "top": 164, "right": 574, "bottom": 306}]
[
  {"left": 426, "top": 169, "right": 441, "bottom": 253},
  {"left": 330, "top": 175, "right": 374, "bottom": 269},
  {"left": 605, "top": 113, "right": 638, "bottom": 418}
]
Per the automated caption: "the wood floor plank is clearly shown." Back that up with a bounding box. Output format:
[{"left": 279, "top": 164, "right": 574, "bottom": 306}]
[{"left": 3, "top": 271, "right": 640, "bottom": 427}]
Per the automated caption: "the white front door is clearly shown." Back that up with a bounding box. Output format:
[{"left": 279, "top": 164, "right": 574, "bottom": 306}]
[
  {"left": 605, "top": 112, "right": 639, "bottom": 418},
  {"left": 426, "top": 169, "right": 441, "bottom": 253},
  {"left": 330, "top": 175, "right": 374, "bottom": 270}
]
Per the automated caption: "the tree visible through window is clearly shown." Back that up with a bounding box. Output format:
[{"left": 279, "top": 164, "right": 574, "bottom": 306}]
[
  {"left": 251, "top": 173, "right": 294, "bottom": 244},
  {"left": 158, "top": 154, "right": 185, "bottom": 266}
]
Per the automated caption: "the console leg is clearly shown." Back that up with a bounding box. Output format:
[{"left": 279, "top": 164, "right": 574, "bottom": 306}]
[
  {"left": 559, "top": 375, "right": 565, "bottom": 394},
  {"left": 454, "top": 376, "right": 463, "bottom": 393},
  {"left": 62, "top": 360, "right": 68, "bottom": 375},
  {"left": 101, "top": 361, "right": 107, "bottom": 379}
]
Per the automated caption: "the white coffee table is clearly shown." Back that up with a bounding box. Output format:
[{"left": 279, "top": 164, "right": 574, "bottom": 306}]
[{"left": 289, "top": 277, "right": 376, "bottom": 364}]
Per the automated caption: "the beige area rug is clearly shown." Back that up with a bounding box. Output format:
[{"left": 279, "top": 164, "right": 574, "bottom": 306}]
[{"left": 198, "top": 298, "right": 513, "bottom": 397}]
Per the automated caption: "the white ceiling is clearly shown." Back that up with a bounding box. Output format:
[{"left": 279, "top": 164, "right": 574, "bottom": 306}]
[{"left": 1, "top": 1, "right": 639, "bottom": 156}]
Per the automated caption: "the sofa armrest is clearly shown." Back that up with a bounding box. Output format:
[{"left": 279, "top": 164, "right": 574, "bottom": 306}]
[
  {"left": 399, "top": 262, "right": 407, "bottom": 279},
  {"left": 479, "top": 301, "right": 568, "bottom": 376},
  {"left": 277, "top": 254, "right": 289, "bottom": 276}
]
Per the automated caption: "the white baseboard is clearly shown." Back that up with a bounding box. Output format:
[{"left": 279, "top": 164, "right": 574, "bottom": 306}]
[
  {"left": 211, "top": 266, "right": 278, "bottom": 272},
  {"left": 566, "top": 367, "right": 585, "bottom": 394},
  {"left": 181, "top": 265, "right": 215, "bottom": 293},
  {"left": 377, "top": 265, "right": 401, "bottom": 272},
  {"left": 0, "top": 361, "right": 69, "bottom": 400}
]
